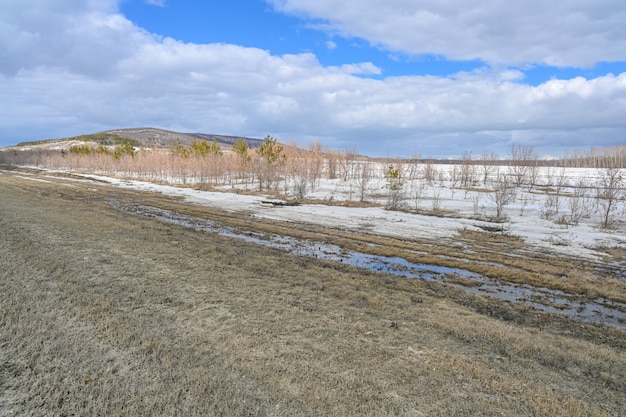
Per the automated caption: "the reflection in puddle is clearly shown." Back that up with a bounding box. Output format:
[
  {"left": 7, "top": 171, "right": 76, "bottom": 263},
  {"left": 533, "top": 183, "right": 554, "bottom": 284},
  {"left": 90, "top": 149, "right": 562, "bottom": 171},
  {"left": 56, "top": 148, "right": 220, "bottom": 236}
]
[{"left": 111, "top": 202, "right": 626, "bottom": 329}]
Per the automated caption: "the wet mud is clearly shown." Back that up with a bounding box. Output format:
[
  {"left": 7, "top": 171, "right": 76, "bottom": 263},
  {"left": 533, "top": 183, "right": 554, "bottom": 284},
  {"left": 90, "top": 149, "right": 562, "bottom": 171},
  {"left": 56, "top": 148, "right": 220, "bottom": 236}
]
[{"left": 111, "top": 201, "right": 626, "bottom": 329}]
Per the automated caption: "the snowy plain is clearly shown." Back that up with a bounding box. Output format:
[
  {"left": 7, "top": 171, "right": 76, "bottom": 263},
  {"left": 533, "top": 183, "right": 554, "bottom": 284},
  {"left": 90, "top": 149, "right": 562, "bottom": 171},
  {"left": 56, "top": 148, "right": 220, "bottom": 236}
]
[{"left": 72, "top": 164, "right": 626, "bottom": 262}]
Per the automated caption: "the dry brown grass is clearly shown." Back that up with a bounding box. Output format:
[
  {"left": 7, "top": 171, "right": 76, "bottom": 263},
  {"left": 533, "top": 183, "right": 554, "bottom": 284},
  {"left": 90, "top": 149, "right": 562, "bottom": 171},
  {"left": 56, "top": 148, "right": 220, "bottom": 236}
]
[
  {"left": 1, "top": 168, "right": 625, "bottom": 416},
  {"left": 166, "top": 199, "right": 626, "bottom": 305}
]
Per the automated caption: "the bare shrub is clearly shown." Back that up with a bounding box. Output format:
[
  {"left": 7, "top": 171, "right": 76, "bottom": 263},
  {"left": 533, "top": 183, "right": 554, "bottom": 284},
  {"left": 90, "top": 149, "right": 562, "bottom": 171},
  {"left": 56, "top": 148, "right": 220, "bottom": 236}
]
[
  {"left": 526, "top": 160, "right": 540, "bottom": 192},
  {"left": 431, "top": 190, "right": 442, "bottom": 212},
  {"left": 542, "top": 168, "right": 567, "bottom": 219},
  {"left": 479, "top": 151, "right": 499, "bottom": 184},
  {"left": 291, "top": 177, "right": 308, "bottom": 199},
  {"left": 355, "top": 162, "right": 374, "bottom": 202},
  {"left": 596, "top": 166, "right": 624, "bottom": 229},
  {"left": 422, "top": 160, "right": 438, "bottom": 185},
  {"left": 449, "top": 164, "right": 460, "bottom": 188},
  {"left": 459, "top": 151, "right": 477, "bottom": 188},
  {"left": 404, "top": 157, "right": 421, "bottom": 181},
  {"left": 490, "top": 174, "right": 517, "bottom": 218},
  {"left": 519, "top": 194, "right": 532, "bottom": 217},
  {"left": 567, "top": 179, "right": 593, "bottom": 225},
  {"left": 471, "top": 193, "right": 482, "bottom": 216},
  {"left": 410, "top": 179, "right": 426, "bottom": 210},
  {"left": 325, "top": 150, "right": 339, "bottom": 179},
  {"left": 508, "top": 144, "right": 538, "bottom": 187},
  {"left": 540, "top": 195, "right": 560, "bottom": 220},
  {"left": 338, "top": 148, "right": 358, "bottom": 181},
  {"left": 307, "top": 141, "right": 324, "bottom": 192}
]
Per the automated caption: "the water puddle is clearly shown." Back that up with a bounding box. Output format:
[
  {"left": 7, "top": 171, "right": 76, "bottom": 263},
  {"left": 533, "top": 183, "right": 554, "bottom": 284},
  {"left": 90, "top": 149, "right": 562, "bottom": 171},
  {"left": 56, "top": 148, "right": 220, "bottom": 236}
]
[{"left": 111, "top": 201, "right": 626, "bottom": 329}]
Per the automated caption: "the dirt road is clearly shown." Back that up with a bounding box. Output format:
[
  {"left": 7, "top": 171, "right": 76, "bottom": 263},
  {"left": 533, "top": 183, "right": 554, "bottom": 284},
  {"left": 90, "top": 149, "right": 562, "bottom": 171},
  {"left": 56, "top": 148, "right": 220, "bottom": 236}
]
[{"left": 1, "top": 167, "right": 625, "bottom": 416}]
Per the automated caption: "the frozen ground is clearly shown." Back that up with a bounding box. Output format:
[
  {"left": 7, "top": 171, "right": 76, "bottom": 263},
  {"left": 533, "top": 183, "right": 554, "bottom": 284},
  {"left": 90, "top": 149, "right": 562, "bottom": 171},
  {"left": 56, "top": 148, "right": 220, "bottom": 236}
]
[
  {"left": 5, "top": 164, "right": 624, "bottom": 327},
  {"left": 70, "top": 164, "right": 626, "bottom": 261}
]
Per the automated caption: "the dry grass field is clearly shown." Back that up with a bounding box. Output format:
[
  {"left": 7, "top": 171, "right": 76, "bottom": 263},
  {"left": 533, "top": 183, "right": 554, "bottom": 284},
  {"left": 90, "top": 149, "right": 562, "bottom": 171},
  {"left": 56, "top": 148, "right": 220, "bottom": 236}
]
[{"left": 1, "top": 167, "right": 625, "bottom": 416}]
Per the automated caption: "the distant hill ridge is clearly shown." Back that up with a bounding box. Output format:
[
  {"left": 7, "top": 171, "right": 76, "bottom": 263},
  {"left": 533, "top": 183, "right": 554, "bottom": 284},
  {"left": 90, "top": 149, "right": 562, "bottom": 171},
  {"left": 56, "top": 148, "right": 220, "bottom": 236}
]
[
  {"left": 102, "top": 128, "right": 265, "bottom": 149},
  {"left": 15, "top": 127, "right": 266, "bottom": 150}
]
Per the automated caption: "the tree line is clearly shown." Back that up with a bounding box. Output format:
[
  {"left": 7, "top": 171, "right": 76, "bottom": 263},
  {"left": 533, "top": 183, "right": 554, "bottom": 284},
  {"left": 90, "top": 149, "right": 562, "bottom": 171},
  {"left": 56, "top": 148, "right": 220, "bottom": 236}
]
[{"left": 1, "top": 140, "right": 623, "bottom": 228}]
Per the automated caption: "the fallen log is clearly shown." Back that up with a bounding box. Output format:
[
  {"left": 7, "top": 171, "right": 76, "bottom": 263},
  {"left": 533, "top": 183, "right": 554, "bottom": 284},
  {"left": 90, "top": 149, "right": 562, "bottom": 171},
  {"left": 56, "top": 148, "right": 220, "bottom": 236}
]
[{"left": 261, "top": 200, "right": 301, "bottom": 207}]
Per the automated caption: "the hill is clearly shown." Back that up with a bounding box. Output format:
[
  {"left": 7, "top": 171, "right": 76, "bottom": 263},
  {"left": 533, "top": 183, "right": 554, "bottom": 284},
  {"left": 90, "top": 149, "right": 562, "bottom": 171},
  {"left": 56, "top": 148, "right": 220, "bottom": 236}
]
[
  {"left": 13, "top": 127, "right": 266, "bottom": 150},
  {"left": 103, "top": 128, "right": 266, "bottom": 149}
]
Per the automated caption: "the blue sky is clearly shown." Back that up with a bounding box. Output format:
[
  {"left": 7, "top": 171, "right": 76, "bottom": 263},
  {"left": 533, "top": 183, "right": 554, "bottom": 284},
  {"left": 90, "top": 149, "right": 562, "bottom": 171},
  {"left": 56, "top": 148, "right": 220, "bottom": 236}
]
[
  {"left": 120, "top": 0, "right": 489, "bottom": 80},
  {"left": 120, "top": 1, "right": 626, "bottom": 84},
  {"left": 1, "top": 0, "right": 626, "bottom": 157}
]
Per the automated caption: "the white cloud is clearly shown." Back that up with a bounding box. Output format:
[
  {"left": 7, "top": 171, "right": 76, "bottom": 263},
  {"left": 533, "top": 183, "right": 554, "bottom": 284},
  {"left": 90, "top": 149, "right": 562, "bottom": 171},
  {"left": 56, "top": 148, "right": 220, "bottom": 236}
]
[
  {"left": 267, "top": 0, "right": 626, "bottom": 68},
  {"left": 1, "top": 0, "right": 625, "bottom": 157},
  {"left": 145, "top": 0, "right": 166, "bottom": 6},
  {"left": 332, "top": 62, "right": 381, "bottom": 75},
  {"left": 0, "top": 0, "right": 154, "bottom": 76}
]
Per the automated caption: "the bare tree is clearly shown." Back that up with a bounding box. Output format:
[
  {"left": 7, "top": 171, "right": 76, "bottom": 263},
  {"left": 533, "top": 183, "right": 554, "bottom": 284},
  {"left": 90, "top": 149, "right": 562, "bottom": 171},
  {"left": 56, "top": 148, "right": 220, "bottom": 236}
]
[
  {"left": 519, "top": 194, "right": 532, "bottom": 217},
  {"left": 405, "top": 155, "right": 422, "bottom": 181},
  {"left": 541, "top": 167, "right": 567, "bottom": 219},
  {"left": 409, "top": 179, "right": 426, "bottom": 210},
  {"left": 431, "top": 190, "right": 442, "bottom": 212},
  {"left": 540, "top": 195, "right": 559, "bottom": 220},
  {"left": 526, "top": 159, "right": 540, "bottom": 192},
  {"left": 563, "top": 145, "right": 626, "bottom": 168},
  {"left": 567, "top": 178, "right": 593, "bottom": 225},
  {"left": 543, "top": 166, "right": 556, "bottom": 187},
  {"left": 508, "top": 144, "right": 538, "bottom": 187},
  {"left": 422, "top": 159, "right": 438, "bottom": 185},
  {"left": 553, "top": 167, "right": 568, "bottom": 216},
  {"left": 338, "top": 148, "right": 358, "bottom": 181},
  {"left": 354, "top": 162, "right": 374, "bottom": 202},
  {"left": 479, "top": 151, "right": 499, "bottom": 185},
  {"left": 307, "top": 141, "right": 324, "bottom": 192},
  {"left": 471, "top": 193, "right": 482, "bottom": 216},
  {"left": 288, "top": 153, "right": 310, "bottom": 199},
  {"left": 326, "top": 150, "right": 339, "bottom": 180},
  {"left": 491, "top": 174, "right": 517, "bottom": 218},
  {"left": 596, "top": 166, "right": 624, "bottom": 229},
  {"left": 459, "top": 151, "right": 477, "bottom": 188},
  {"left": 449, "top": 164, "right": 460, "bottom": 188}
]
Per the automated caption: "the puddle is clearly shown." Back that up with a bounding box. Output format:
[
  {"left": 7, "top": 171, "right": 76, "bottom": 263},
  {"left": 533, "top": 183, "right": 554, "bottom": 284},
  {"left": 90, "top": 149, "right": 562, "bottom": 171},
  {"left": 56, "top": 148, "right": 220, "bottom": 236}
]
[{"left": 111, "top": 201, "right": 626, "bottom": 329}]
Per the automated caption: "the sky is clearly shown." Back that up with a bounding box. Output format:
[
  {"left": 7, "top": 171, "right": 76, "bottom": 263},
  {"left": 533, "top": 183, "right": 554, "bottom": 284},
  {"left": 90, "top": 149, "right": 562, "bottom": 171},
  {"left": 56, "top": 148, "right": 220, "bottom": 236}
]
[{"left": 1, "top": 0, "right": 625, "bottom": 158}]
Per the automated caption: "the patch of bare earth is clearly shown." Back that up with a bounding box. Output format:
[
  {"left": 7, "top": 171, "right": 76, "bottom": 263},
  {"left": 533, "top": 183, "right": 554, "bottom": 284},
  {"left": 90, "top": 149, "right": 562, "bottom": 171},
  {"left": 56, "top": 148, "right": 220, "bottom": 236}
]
[{"left": 1, "top": 168, "right": 625, "bottom": 416}]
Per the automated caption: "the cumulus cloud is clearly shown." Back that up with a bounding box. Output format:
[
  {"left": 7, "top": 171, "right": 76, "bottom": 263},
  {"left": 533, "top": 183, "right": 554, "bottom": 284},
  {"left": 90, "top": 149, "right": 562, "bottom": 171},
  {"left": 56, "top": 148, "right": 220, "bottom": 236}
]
[
  {"left": 1, "top": 0, "right": 625, "bottom": 157},
  {"left": 0, "top": 0, "right": 154, "bottom": 77},
  {"left": 267, "top": 0, "right": 626, "bottom": 68}
]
